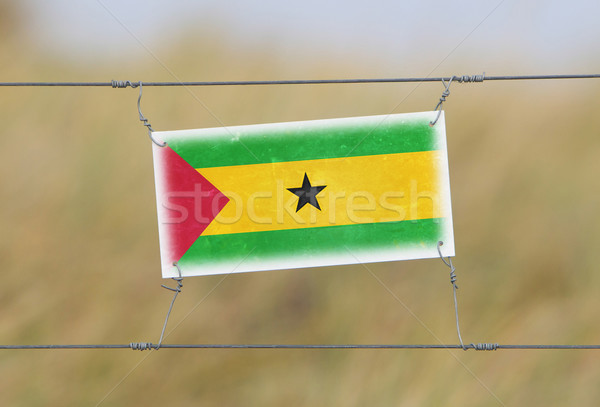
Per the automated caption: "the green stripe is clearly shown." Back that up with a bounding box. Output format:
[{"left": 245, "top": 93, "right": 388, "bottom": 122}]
[
  {"left": 163, "top": 114, "right": 437, "bottom": 169},
  {"left": 179, "top": 218, "right": 442, "bottom": 268}
]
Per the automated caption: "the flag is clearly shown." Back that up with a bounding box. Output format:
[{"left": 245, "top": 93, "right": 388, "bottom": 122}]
[{"left": 152, "top": 111, "right": 454, "bottom": 278}]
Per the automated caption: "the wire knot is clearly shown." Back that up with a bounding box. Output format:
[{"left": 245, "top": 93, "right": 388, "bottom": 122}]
[
  {"left": 437, "top": 241, "right": 458, "bottom": 290},
  {"left": 130, "top": 342, "right": 154, "bottom": 351},
  {"left": 111, "top": 80, "right": 139, "bottom": 89},
  {"left": 471, "top": 343, "right": 498, "bottom": 351},
  {"left": 161, "top": 275, "right": 183, "bottom": 293},
  {"left": 455, "top": 73, "right": 485, "bottom": 83},
  {"left": 430, "top": 77, "right": 454, "bottom": 126},
  {"left": 439, "top": 88, "right": 450, "bottom": 102},
  {"left": 449, "top": 267, "right": 458, "bottom": 288}
]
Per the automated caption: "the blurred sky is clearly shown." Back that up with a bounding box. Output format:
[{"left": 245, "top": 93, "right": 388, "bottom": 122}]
[{"left": 15, "top": 0, "right": 600, "bottom": 75}]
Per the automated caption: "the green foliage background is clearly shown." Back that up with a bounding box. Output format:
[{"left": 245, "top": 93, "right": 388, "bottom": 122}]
[{"left": 1, "top": 3, "right": 600, "bottom": 406}]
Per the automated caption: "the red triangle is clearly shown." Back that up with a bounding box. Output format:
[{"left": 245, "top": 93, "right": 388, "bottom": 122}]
[{"left": 155, "top": 145, "right": 229, "bottom": 264}]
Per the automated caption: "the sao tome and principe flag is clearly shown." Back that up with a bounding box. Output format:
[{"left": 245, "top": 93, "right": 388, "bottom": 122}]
[{"left": 152, "top": 111, "right": 455, "bottom": 278}]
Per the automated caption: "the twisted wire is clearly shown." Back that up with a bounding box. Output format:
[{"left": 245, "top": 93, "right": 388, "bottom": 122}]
[
  {"left": 111, "top": 80, "right": 139, "bottom": 88},
  {"left": 437, "top": 241, "right": 466, "bottom": 350},
  {"left": 129, "top": 342, "right": 154, "bottom": 351},
  {"left": 156, "top": 262, "right": 184, "bottom": 349},
  {"left": 135, "top": 82, "right": 166, "bottom": 147},
  {"left": 430, "top": 77, "right": 454, "bottom": 126},
  {"left": 471, "top": 343, "right": 499, "bottom": 351},
  {"left": 455, "top": 73, "right": 485, "bottom": 83}
]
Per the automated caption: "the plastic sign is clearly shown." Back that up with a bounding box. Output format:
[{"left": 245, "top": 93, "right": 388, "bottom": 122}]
[{"left": 152, "top": 112, "right": 454, "bottom": 278}]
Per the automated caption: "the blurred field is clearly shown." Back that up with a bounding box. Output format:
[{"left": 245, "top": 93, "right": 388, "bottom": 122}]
[{"left": 2, "top": 5, "right": 600, "bottom": 406}]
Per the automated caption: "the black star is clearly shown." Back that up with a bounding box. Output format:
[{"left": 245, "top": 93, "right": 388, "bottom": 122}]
[{"left": 287, "top": 173, "right": 327, "bottom": 212}]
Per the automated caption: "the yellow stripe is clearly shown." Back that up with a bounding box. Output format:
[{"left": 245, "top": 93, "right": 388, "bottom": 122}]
[{"left": 199, "top": 151, "right": 445, "bottom": 236}]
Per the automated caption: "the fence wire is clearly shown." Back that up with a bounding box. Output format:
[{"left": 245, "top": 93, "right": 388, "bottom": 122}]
[{"left": 0, "top": 73, "right": 599, "bottom": 87}]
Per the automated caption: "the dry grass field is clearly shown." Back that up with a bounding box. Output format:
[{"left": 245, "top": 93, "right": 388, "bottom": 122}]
[{"left": 1, "top": 4, "right": 600, "bottom": 406}]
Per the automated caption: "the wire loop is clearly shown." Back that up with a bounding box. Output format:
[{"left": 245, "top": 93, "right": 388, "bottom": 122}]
[
  {"left": 136, "top": 82, "right": 166, "bottom": 147},
  {"left": 429, "top": 73, "right": 484, "bottom": 126}
]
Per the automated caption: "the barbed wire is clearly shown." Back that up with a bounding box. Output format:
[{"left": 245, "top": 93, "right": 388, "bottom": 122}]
[{"left": 0, "top": 74, "right": 599, "bottom": 87}]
